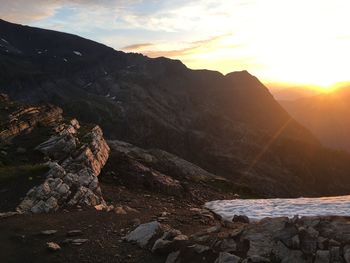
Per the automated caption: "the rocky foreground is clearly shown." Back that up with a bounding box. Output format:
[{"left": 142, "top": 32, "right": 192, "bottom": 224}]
[
  {"left": 1, "top": 95, "right": 350, "bottom": 263},
  {"left": 123, "top": 213, "right": 350, "bottom": 263}
]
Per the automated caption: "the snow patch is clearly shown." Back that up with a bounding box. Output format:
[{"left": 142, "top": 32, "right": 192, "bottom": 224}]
[
  {"left": 63, "top": 58, "right": 68, "bottom": 62},
  {"left": 205, "top": 195, "right": 350, "bottom": 221},
  {"left": 73, "top": 51, "right": 82, "bottom": 56},
  {"left": 1, "top": 38, "right": 8, "bottom": 43}
]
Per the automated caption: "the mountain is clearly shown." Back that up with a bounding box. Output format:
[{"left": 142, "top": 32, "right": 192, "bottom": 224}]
[
  {"left": 268, "top": 85, "right": 321, "bottom": 101},
  {"left": 1, "top": 19, "right": 350, "bottom": 197},
  {"left": 281, "top": 87, "right": 350, "bottom": 153}
]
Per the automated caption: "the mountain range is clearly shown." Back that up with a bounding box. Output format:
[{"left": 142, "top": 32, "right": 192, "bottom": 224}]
[
  {"left": 281, "top": 87, "right": 350, "bottom": 153},
  {"left": 1, "top": 19, "right": 350, "bottom": 197}
]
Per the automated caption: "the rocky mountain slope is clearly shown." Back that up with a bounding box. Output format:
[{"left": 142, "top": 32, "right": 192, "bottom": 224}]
[
  {"left": 281, "top": 87, "right": 350, "bottom": 153},
  {"left": 0, "top": 94, "right": 109, "bottom": 213},
  {"left": 1, "top": 19, "right": 350, "bottom": 197}
]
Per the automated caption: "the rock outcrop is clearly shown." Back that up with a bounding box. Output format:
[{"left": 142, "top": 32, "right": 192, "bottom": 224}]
[
  {"left": 103, "top": 140, "right": 235, "bottom": 200},
  {"left": 126, "top": 216, "right": 350, "bottom": 263},
  {"left": 0, "top": 94, "right": 63, "bottom": 141},
  {"left": 17, "top": 120, "right": 110, "bottom": 213}
]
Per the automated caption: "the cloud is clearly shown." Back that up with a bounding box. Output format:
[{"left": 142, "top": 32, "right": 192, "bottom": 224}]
[
  {"left": 136, "top": 34, "right": 239, "bottom": 58},
  {"left": 122, "top": 43, "right": 153, "bottom": 51},
  {"left": 0, "top": 0, "right": 141, "bottom": 23}
]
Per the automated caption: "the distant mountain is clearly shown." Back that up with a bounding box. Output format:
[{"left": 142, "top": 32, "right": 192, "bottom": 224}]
[
  {"left": 281, "top": 87, "right": 350, "bottom": 153},
  {"left": 268, "top": 85, "right": 321, "bottom": 101},
  {"left": 1, "top": 19, "right": 350, "bottom": 197}
]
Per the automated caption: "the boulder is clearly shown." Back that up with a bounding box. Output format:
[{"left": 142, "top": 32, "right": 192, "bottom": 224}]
[{"left": 125, "top": 221, "right": 162, "bottom": 248}]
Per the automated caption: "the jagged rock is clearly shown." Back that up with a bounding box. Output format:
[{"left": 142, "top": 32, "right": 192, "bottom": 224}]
[
  {"left": 215, "top": 252, "right": 240, "bottom": 263},
  {"left": 16, "top": 123, "right": 109, "bottom": 213},
  {"left": 47, "top": 242, "right": 61, "bottom": 251},
  {"left": 125, "top": 221, "right": 162, "bottom": 248},
  {"left": 315, "top": 250, "right": 330, "bottom": 263}
]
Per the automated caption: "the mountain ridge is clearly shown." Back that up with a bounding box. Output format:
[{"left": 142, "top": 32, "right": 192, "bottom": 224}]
[{"left": 1, "top": 19, "right": 350, "bottom": 197}]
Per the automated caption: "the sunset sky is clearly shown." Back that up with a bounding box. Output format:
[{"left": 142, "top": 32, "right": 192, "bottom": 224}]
[{"left": 1, "top": 0, "right": 349, "bottom": 88}]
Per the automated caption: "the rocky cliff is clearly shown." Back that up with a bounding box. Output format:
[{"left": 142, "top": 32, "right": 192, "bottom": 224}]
[{"left": 0, "top": 95, "right": 110, "bottom": 213}]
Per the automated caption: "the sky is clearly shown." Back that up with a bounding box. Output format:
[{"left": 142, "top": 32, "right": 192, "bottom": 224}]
[{"left": 1, "top": 0, "right": 349, "bottom": 88}]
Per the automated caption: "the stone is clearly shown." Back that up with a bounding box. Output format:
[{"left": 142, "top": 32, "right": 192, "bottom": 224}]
[
  {"left": 243, "top": 217, "right": 289, "bottom": 257},
  {"left": 233, "top": 215, "right": 250, "bottom": 224},
  {"left": 173, "top": 234, "right": 188, "bottom": 241},
  {"left": 71, "top": 239, "right": 88, "bottom": 245},
  {"left": 165, "top": 251, "right": 180, "bottom": 263},
  {"left": 41, "top": 230, "right": 57, "bottom": 235},
  {"left": 215, "top": 252, "right": 240, "bottom": 263},
  {"left": 125, "top": 221, "right": 162, "bottom": 248},
  {"left": 193, "top": 244, "right": 210, "bottom": 254},
  {"left": 47, "top": 242, "right": 61, "bottom": 251},
  {"left": 152, "top": 238, "right": 172, "bottom": 254},
  {"left": 220, "top": 238, "right": 237, "bottom": 253},
  {"left": 315, "top": 250, "right": 330, "bottom": 263}
]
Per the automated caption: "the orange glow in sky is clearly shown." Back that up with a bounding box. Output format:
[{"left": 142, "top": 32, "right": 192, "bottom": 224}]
[{"left": 1, "top": 0, "right": 349, "bottom": 89}]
